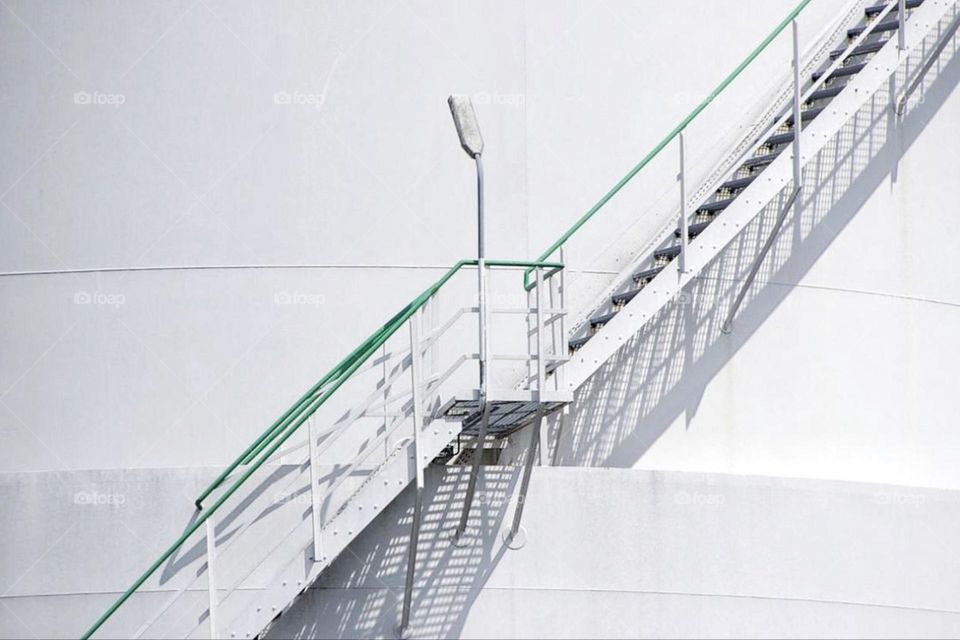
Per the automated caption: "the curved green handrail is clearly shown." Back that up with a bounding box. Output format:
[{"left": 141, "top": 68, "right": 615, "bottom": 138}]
[
  {"left": 523, "top": 0, "right": 814, "bottom": 289},
  {"left": 82, "top": 257, "right": 562, "bottom": 640}
]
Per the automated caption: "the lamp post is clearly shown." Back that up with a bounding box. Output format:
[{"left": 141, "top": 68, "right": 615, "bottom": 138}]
[{"left": 447, "top": 95, "right": 490, "bottom": 543}]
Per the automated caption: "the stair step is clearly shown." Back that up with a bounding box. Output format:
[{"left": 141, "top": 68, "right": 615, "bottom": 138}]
[
  {"left": 654, "top": 245, "right": 682, "bottom": 261},
  {"left": 830, "top": 40, "right": 886, "bottom": 59},
  {"left": 813, "top": 62, "right": 867, "bottom": 82},
  {"left": 675, "top": 220, "right": 712, "bottom": 240},
  {"left": 569, "top": 334, "right": 592, "bottom": 351},
  {"left": 786, "top": 107, "right": 824, "bottom": 126},
  {"left": 633, "top": 265, "right": 665, "bottom": 284},
  {"left": 848, "top": 19, "right": 900, "bottom": 38},
  {"left": 590, "top": 310, "right": 618, "bottom": 329},
  {"left": 806, "top": 84, "right": 845, "bottom": 102},
  {"left": 612, "top": 288, "right": 641, "bottom": 306},
  {"left": 741, "top": 151, "right": 782, "bottom": 170},
  {"left": 697, "top": 196, "right": 736, "bottom": 214},
  {"left": 765, "top": 131, "right": 795, "bottom": 147},
  {"left": 720, "top": 174, "right": 758, "bottom": 192},
  {"left": 865, "top": 0, "right": 923, "bottom": 17}
]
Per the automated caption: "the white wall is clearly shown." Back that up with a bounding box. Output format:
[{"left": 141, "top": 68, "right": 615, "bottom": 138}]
[
  {"left": 4, "top": 1, "right": 960, "bottom": 638},
  {"left": 7, "top": 466, "right": 956, "bottom": 638}
]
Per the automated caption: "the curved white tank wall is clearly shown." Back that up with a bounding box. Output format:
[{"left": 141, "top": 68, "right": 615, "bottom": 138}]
[
  {"left": 2, "top": 0, "right": 960, "bottom": 638},
  {"left": 6, "top": 467, "right": 958, "bottom": 638}
]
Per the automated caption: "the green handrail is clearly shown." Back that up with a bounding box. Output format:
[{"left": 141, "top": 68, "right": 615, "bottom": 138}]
[
  {"left": 523, "top": 0, "right": 815, "bottom": 290},
  {"left": 82, "top": 257, "right": 562, "bottom": 640}
]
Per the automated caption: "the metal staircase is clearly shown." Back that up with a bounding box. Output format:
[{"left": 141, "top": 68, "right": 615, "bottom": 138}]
[
  {"left": 557, "top": 0, "right": 958, "bottom": 391},
  {"left": 82, "top": 0, "right": 960, "bottom": 638}
]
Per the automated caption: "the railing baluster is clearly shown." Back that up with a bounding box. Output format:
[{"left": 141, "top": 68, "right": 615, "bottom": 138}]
[
  {"left": 400, "top": 308, "right": 426, "bottom": 636},
  {"left": 792, "top": 19, "right": 803, "bottom": 193},
  {"left": 506, "top": 267, "right": 547, "bottom": 544},
  {"left": 535, "top": 268, "right": 549, "bottom": 463},
  {"left": 205, "top": 516, "right": 218, "bottom": 640},
  {"left": 678, "top": 131, "right": 689, "bottom": 273},
  {"left": 307, "top": 416, "right": 324, "bottom": 564},
  {"left": 898, "top": 0, "right": 907, "bottom": 53},
  {"left": 557, "top": 246, "right": 567, "bottom": 392}
]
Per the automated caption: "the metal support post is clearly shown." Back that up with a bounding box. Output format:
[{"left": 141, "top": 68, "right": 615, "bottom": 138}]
[
  {"left": 452, "top": 155, "right": 489, "bottom": 545},
  {"left": 400, "top": 309, "right": 426, "bottom": 637},
  {"left": 678, "top": 131, "right": 689, "bottom": 273},
  {"left": 722, "top": 20, "right": 804, "bottom": 335},
  {"left": 506, "top": 268, "right": 547, "bottom": 546},
  {"left": 205, "top": 516, "right": 218, "bottom": 640},
  {"left": 307, "top": 416, "right": 324, "bottom": 564},
  {"left": 791, "top": 19, "right": 803, "bottom": 194},
  {"left": 898, "top": 0, "right": 907, "bottom": 53}
]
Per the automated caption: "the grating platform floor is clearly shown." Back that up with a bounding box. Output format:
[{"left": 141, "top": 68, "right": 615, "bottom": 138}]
[{"left": 441, "top": 398, "right": 568, "bottom": 438}]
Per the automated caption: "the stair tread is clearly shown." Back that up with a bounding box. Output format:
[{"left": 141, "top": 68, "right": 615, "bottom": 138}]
[
  {"left": 590, "top": 310, "right": 618, "bottom": 328},
  {"left": 786, "top": 106, "right": 824, "bottom": 126},
  {"left": 697, "top": 196, "right": 736, "bottom": 213},
  {"left": 766, "top": 131, "right": 795, "bottom": 147},
  {"left": 741, "top": 151, "right": 782, "bottom": 169},
  {"left": 612, "top": 288, "right": 642, "bottom": 306},
  {"left": 807, "top": 84, "right": 845, "bottom": 102},
  {"left": 633, "top": 266, "right": 665, "bottom": 283},
  {"left": 865, "top": 0, "right": 923, "bottom": 17},
  {"left": 830, "top": 40, "right": 886, "bottom": 59},
  {"left": 654, "top": 245, "right": 682, "bottom": 260},
  {"left": 848, "top": 19, "right": 900, "bottom": 38},
  {"left": 675, "top": 220, "right": 712, "bottom": 239},
  {"left": 569, "top": 334, "right": 592, "bottom": 350},
  {"left": 813, "top": 62, "right": 867, "bottom": 82},
  {"left": 720, "top": 174, "right": 758, "bottom": 191}
]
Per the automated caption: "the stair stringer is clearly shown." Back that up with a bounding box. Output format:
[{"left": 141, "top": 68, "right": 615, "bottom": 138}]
[
  {"left": 562, "top": 0, "right": 955, "bottom": 393},
  {"left": 210, "top": 421, "right": 454, "bottom": 639}
]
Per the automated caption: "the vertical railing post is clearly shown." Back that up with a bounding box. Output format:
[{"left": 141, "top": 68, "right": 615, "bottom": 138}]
[
  {"left": 453, "top": 262, "right": 492, "bottom": 545},
  {"left": 678, "top": 131, "right": 689, "bottom": 273},
  {"left": 791, "top": 20, "right": 803, "bottom": 194},
  {"left": 400, "top": 308, "right": 426, "bottom": 637},
  {"left": 307, "top": 416, "right": 324, "bottom": 564},
  {"left": 507, "top": 267, "right": 546, "bottom": 544},
  {"left": 557, "top": 246, "right": 567, "bottom": 392},
  {"left": 204, "top": 516, "right": 218, "bottom": 640},
  {"left": 535, "top": 267, "right": 549, "bottom": 464},
  {"left": 898, "top": 0, "right": 907, "bottom": 53},
  {"left": 476, "top": 157, "right": 489, "bottom": 399}
]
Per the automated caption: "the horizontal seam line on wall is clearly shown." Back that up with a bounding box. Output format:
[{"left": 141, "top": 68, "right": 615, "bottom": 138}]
[
  {"left": 0, "top": 265, "right": 616, "bottom": 277},
  {"left": 304, "top": 584, "right": 960, "bottom": 616},
  {"left": 3, "top": 584, "right": 957, "bottom": 616},
  {"left": 695, "top": 274, "right": 960, "bottom": 310}
]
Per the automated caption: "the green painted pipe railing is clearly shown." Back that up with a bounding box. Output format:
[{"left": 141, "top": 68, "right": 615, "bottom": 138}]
[
  {"left": 523, "top": 0, "right": 815, "bottom": 290},
  {"left": 82, "top": 258, "right": 562, "bottom": 640}
]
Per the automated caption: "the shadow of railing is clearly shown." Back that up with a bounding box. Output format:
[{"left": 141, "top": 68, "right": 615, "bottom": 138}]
[
  {"left": 555, "top": 15, "right": 960, "bottom": 469},
  {"left": 263, "top": 466, "right": 521, "bottom": 639}
]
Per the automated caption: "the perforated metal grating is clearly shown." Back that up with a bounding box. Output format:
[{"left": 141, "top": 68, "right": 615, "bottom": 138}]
[{"left": 443, "top": 399, "right": 567, "bottom": 438}]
